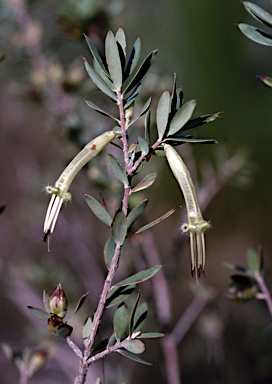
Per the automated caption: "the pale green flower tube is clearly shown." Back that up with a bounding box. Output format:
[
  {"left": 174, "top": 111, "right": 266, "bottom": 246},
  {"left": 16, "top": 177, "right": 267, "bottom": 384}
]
[
  {"left": 44, "top": 131, "right": 116, "bottom": 247},
  {"left": 164, "top": 144, "right": 210, "bottom": 281}
]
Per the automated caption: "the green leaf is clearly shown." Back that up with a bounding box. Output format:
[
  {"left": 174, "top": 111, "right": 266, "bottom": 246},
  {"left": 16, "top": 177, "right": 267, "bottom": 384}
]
[
  {"left": 104, "top": 238, "right": 117, "bottom": 270},
  {"left": 138, "top": 332, "right": 164, "bottom": 339},
  {"left": 112, "top": 210, "right": 127, "bottom": 246},
  {"left": 168, "top": 99, "right": 196, "bottom": 136},
  {"left": 27, "top": 306, "right": 49, "bottom": 322},
  {"left": 124, "top": 83, "right": 142, "bottom": 108},
  {"left": 124, "top": 38, "right": 141, "bottom": 79},
  {"left": 107, "top": 154, "right": 129, "bottom": 187},
  {"left": 83, "top": 58, "right": 118, "bottom": 101},
  {"left": 164, "top": 137, "right": 217, "bottom": 145},
  {"left": 122, "top": 340, "right": 145, "bottom": 354},
  {"left": 82, "top": 317, "right": 93, "bottom": 346},
  {"left": 138, "top": 136, "right": 150, "bottom": 156},
  {"left": 135, "top": 207, "right": 177, "bottom": 234},
  {"left": 84, "top": 34, "right": 110, "bottom": 78},
  {"left": 116, "top": 41, "right": 126, "bottom": 75},
  {"left": 117, "top": 349, "right": 152, "bottom": 365},
  {"left": 115, "top": 28, "right": 126, "bottom": 54},
  {"left": 128, "top": 98, "right": 152, "bottom": 127},
  {"left": 56, "top": 324, "right": 73, "bottom": 339},
  {"left": 243, "top": 2, "right": 272, "bottom": 28},
  {"left": 175, "top": 87, "right": 184, "bottom": 110},
  {"left": 106, "top": 285, "right": 136, "bottom": 308},
  {"left": 223, "top": 261, "right": 252, "bottom": 275},
  {"left": 84, "top": 194, "right": 112, "bottom": 227},
  {"left": 43, "top": 290, "right": 50, "bottom": 313},
  {"left": 131, "top": 173, "right": 157, "bottom": 193},
  {"left": 108, "top": 333, "right": 117, "bottom": 347},
  {"left": 123, "top": 49, "right": 158, "bottom": 95},
  {"left": 127, "top": 199, "right": 148, "bottom": 228},
  {"left": 114, "top": 265, "right": 162, "bottom": 287},
  {"left": 93, "top": 59, "right": 116, "bottom": 91},
  {"left": 156, "top": 91, "right": 170, "bottom": 140},
  {"left": 114, "top": 303, "right": 129, "bottom": 340},
  {"left": 238, "top": 23, "right": 272, "bottom": 46},
  {"left": 105, "top": 31, "right": 123, "bottom": 90},
  {"left": 129, "top": 294, "right": 140, "bottom": 336},
  {"left": 133, "top": 302, "right": 148, "bottom": 332},
  {"left": 181, "top": 112, "right": 221, "bottom": 132},
  {"left": 69, "top": 293, "right": 88, "bottom": 320},
  {"left": 247, "top": 248, "right": 262, "bottom": 273},
  {"left": 85, "top": 100, "right": 119, "bottom": 122}
]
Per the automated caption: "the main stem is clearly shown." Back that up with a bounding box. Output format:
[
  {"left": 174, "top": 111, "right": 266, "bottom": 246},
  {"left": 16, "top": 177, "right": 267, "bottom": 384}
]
[
  {"left": 116, "top": 90, "right": 131, "bottom": 215},
  {"left": 76, "top": 89, "right": 131, "bottom": 383},
  {"left": 77, "top": 244, "right": 122, "bottom": 384}
]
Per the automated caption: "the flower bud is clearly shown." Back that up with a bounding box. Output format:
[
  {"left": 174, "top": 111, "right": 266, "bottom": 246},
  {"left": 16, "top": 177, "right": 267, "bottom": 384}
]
[
  {"left": 47, "top": 314, "right": 63, "bottom": 333},
  {"left": 49, "top": 284, "right": 67, "bottom": 318},
  {"left": 226, "top": 275, "right": 258, "bottom": 302},
  {"left": 27, "top": 349, "right": 48, "bottom": 377}
]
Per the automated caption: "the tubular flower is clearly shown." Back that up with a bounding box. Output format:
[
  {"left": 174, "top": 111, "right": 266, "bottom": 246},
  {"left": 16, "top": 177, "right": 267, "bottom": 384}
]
[
  {"left": 43, "top": 130, "right": 116, "bottom": 248},
  {"left": 164, "top": 144, "right": 211, "bottom": 282}
]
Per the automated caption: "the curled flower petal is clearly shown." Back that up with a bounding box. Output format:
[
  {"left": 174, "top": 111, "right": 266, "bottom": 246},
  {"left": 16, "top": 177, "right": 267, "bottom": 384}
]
[{"left": 43, "top": 130, "right": 116, "bottom": 249}]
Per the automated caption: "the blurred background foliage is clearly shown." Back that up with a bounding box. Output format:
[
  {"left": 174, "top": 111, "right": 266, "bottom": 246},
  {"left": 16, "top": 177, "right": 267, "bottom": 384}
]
[{"left": 1, "top": 0, "right": 272, "bottom": 383}]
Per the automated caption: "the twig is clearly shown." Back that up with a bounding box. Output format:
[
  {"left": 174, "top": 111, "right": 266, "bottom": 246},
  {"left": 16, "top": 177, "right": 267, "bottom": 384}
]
[
  {"left": 19, "top": 370, "right": 29, "bottom": 384},
  {"left": 66, "top": 337, "right": 83, "bottom": 359},
  {"left": 255, "top": 271, "right": 272, "bottom": 317}
]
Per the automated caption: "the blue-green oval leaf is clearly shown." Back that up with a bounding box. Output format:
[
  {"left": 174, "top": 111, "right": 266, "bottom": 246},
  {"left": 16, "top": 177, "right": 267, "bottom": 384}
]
[
  {"left": 135, "top": 207, "right": 177, "bottom": 234},
  {"left": 84, "top": 194, "right": 112, "bottom": 227},
  {"left": 124, "top": 38, "right": 141, "bottom": 79},
  {"left": 114, "top": 265, "right": 162, "bottom": 287},
  {"left": 117, "top": 349, "right": 152, "bottom": 365},
  {"left": 43, "top": 290, "right": 50, "bottom": 313},
  {"left": 107, "top": 154, "right": 129, "bottom": 187},
  {"left": 85, "top": 100, "right": 119, "bottom": 122},
  {"left": 106, "top": 285, "right": 136, "bottom": 308},
  {"left": 123, "top": 49, "right": 158, "bottom": 95},
  {"left": 105, "top": 31, "right": 123, "bottom": 90},
  {"left": 82, "top": 317, "right": 93, "bottom": 346},
  {"left": 83, "top": 58, "right": 118, "bottom": 101},
  {"left": 156, "top": 91, "right": 170, "bottom": 140},
  {"left": 133, "top": 302, "right": 148, "bottom": 332},
  {"left": 243, "top": 2, "right": 272, "bottom": 27},
  {"left": 238, "top": 23, "right": 272, "bottom": 46},
  {"left": 122, "top": 339, "right": 145, "bottom": 354},
  {"left": 168, "top": 99, "right": 196, "bottom": 136},
  {"left": 104, "top": 238, "right": 117, "bottom": 270},
  {"left": 114, "top": 303, "right": 129, "bottom": 341},
  {"left": 131, "top": 173, "right": 157, "bottom": 193},
  {"left": 112, "top": 210, "right": 127, "bottom": 246},
  {"left": 27, "top": 306, "right": 49, "bottom": 322},
  {"left": 127, "top": 199, "right": 148, "bottom": 228}
]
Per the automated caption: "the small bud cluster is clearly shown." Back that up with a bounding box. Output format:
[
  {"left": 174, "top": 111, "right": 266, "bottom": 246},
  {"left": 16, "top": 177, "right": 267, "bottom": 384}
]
[{"left": 47, "top": 284, "right": 70, "bottom": 335}]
